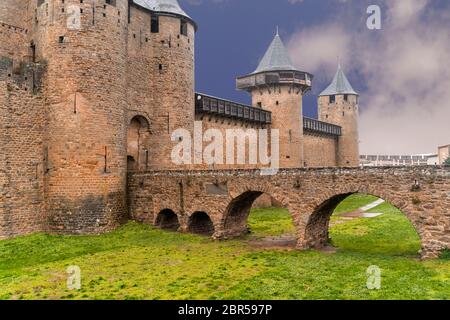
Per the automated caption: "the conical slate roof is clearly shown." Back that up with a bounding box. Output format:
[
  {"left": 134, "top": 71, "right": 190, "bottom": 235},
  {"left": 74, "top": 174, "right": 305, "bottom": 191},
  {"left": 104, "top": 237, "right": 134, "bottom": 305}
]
[
  {"left": 254, "top": 31, "right": 298, "bottom": 74},
  {"left": 319, "top": 64, "right": 358, "bottom": 96},
  {"left": 133, "top": 0, "right": 192, "bottom": 21}
]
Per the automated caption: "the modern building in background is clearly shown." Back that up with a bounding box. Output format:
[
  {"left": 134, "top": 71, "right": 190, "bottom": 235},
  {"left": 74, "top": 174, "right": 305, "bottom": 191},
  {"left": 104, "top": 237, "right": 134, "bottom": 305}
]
[
  {"left": 360, "top": 154, "right": 438, "bottom": 167},
  {"left": 438, "top": 145, "right": 450, "bottom": 164}
]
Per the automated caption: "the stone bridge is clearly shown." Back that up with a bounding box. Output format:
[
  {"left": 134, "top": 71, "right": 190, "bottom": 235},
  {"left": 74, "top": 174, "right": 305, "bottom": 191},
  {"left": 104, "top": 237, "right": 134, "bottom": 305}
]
[{"left": 127, "top": 166, "right": 450, "bottom": 259}]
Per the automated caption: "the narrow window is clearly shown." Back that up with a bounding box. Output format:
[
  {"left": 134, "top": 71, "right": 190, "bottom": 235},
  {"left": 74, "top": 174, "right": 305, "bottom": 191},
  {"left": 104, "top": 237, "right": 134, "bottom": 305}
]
[
  {"left": 104, "top": 146, "right": 108, "bottom": 173},
  {"left": 180, "top": 19, "right": 188, "bottom": 36},
  {"left": 257, "top": 102, "right": 262, "bottom": 108},
  {"left": 151, "top": 15, "right": 159, "bottom": 33},
  {"left": 30, "top": 42, "right": 36, "bottom": 62},
  {"left": 329, "top": 95, "right": 336, "bottom": 104},
  {"left": 344, "top": 94, "right": 348, "bottom": 102}
]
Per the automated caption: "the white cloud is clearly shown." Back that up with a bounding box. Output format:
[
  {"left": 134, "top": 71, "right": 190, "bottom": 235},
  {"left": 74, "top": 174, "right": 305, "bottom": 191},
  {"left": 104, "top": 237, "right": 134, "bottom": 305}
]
[{"left": 287, "top": 0, "right": 450, "bottom": 154}]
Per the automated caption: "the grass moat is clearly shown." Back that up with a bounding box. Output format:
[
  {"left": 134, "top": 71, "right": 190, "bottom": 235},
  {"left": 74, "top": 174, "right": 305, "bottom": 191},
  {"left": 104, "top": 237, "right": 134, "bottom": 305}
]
[{"left": 0, "top": 195, "right": 449, "bottom": 300}]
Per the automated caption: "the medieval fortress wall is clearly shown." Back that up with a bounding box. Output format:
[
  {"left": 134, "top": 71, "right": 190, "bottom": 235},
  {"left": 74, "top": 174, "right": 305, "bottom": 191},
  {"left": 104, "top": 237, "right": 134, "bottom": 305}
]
[{"left": 0, "top": 0, "right": 360, "bottom": 238}]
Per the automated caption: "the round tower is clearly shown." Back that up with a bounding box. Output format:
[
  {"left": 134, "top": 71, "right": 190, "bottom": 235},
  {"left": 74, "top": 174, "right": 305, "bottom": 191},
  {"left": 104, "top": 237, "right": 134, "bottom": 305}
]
[
  {"left": 35, "top": 0, "right": 130, "bottom": 234},
  {"left": 132, "top": 0, "right": 197, "bottom": 169},
  {"left": 237, "top": 30, "right": 313, "bottom": 168},
  {"left": 318, "top": 65, "right": 359, "bottom": 167}
]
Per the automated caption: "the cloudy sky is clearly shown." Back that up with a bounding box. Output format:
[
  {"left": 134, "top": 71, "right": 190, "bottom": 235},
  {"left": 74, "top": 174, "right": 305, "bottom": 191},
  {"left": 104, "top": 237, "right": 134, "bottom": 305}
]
[{"left": 181, "top": 0, "right": 450, "bottom": 155}]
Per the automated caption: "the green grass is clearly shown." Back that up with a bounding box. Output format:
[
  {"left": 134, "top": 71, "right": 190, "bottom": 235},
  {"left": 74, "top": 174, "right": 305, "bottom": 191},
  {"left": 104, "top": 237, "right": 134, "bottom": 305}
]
[
  {"left": 333, "top": 194, "right": 379, "bottom": 214},
  {"left": 330, "top": 196, "right": 422, "bottom": 257},
  {"left": 0, "top": 195, "right": 449, "bottom": 300},
  {"left": 247, "top": 207, "right": 295, "bottom": 238}
]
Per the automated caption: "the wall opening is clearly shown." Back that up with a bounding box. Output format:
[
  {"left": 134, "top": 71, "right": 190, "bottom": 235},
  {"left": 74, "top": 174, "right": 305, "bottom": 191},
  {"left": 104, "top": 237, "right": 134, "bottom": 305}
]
[
  {"left": 188, "top": 212, "right": 214, "bottom": 236},
  {"left": 329, "top": 95, "right": 335, "bottom": 104},
  {"left": 127, "top": 115, "right": 150, "bottom": 172},
  {"left": 156, "top": 209, "right": 180, "bottom": 231},
  {"left": 151, "top": 15, "right": 159, "bottom": 33},
  {"left": 127, "top": 156, "right": 136, "bottom": 171},
  {"left": 180, "top": 19, "right": 188, "bottom": 36},
  {"left": 30, "top": 42, "right": 36, "bottom": 63},
  {"left": 304, "top": 193, "right": 421, "bottom": 256}
]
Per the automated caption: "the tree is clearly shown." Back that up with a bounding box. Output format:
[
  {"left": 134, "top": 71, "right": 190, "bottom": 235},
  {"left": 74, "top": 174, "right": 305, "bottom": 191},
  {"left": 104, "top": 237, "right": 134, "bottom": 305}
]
[{"left": 444, "top": 157, "right": 450, "bottom": 166}]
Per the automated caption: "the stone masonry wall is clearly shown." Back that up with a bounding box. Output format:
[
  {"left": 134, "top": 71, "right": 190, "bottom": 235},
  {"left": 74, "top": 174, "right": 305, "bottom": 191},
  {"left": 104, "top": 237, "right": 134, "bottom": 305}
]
[
  {"left": 0, "top": 23, "right": 29, "bottom": 62},
  {"left": 0, "top": 78, "right": 46, "bottom": 238},
  {"left": 194, "top": 113, "right": 270, "bottom": 170},
  {"left": 303, "top": 133, "right": 338, "bottom": 167},
  {"left": 0, "top": 1, "right": 28, "bottom": 29}
]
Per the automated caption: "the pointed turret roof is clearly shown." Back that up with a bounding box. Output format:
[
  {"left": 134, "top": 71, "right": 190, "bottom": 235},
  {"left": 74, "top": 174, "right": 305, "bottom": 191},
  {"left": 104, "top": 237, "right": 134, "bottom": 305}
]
[
  {"left": 319, "top": 64, "right": 358, "bottom": 96},
  {"left": 133, "top": 0, "right": 192, "bottom": 21},
  {"left": 253, "top": 30, "right": 298, "bottom": 74}
]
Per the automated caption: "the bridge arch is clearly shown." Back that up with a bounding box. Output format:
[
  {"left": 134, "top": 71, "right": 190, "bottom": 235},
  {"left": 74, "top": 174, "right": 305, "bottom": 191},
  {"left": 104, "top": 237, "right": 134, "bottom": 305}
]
[
  {"left": 222, "top": 187, "right": 295, "bottom": 239},
  {"left": 127, "top": 167, "right": 450, "bottom": 259},
  {"left": 155, "top": 209, "right": 180, "bottom": 231},
  {"left": 188, "top": 211, "right": 215, "bottom": 236},
  {"left": 302, "top": 189, "right": 423, "bottom": 254}
]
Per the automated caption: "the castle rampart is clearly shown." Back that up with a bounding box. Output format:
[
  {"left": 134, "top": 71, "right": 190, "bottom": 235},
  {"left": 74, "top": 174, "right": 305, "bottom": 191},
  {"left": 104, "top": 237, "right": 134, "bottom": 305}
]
[{"left": 0, "top": 1, "right": 368, "bottom": 240}]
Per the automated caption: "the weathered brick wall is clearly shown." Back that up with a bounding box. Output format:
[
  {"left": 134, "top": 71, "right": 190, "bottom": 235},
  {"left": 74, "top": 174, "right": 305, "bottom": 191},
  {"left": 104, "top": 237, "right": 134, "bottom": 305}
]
[
  {"left": 0, "top": 78, "right": 46, "bottom": 238},
  {"left": 0, "top": 23, "right": 28, "bottom": 62},
  {"left": 128, "top": 166, "right": 450, "bottom": 259},
  {"left": 303, "top": 133, "right": 338, "bottom": 167},
  {"left": 0, "top": 0, "right": 27, "bottom": 28},
  {"left": 194, "top": 113, "right": 270, "bottom": 170}
]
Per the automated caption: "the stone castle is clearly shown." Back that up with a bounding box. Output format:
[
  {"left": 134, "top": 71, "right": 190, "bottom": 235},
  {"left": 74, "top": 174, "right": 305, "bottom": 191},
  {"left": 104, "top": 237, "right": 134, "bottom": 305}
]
[{"left": 0, "top": 0, "right": 360, "bottom": 238}]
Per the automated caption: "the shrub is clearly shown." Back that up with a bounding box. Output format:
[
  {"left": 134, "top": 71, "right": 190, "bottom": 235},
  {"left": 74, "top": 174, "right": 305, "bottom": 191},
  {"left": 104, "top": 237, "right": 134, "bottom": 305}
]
[
  {"left": 439, "top": 247, "right": 450, "bottom": 259},
  {"left": 443, "top": 157, "right": 450, "bottom": 166}
]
